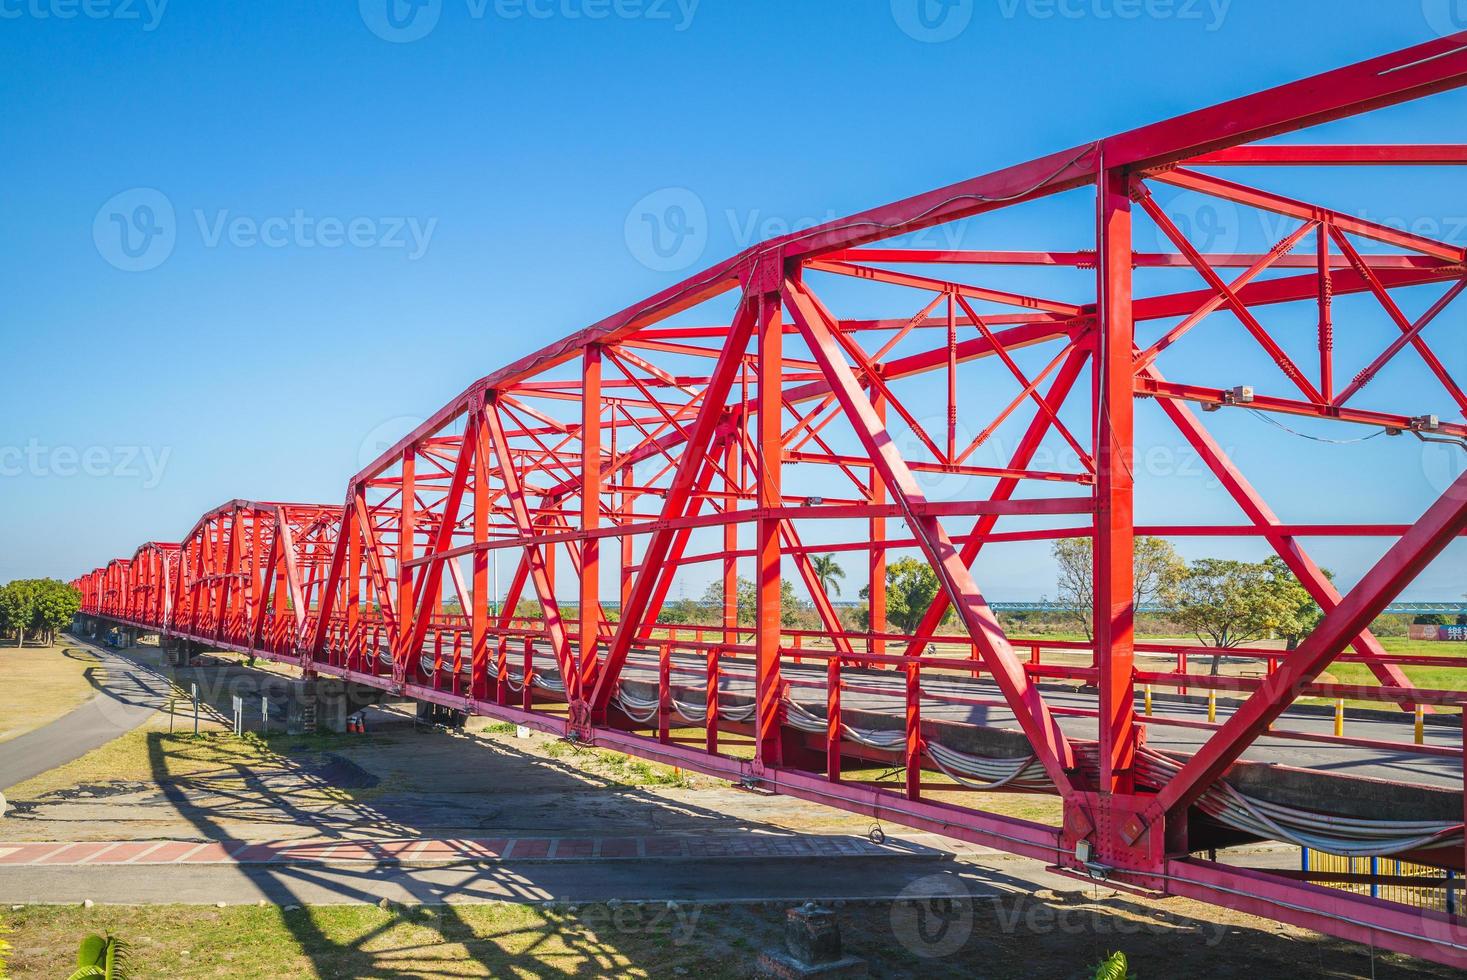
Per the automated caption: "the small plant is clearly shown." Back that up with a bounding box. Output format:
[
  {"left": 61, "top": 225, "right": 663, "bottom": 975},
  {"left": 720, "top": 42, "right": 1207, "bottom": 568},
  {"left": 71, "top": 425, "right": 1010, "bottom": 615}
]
[
  {"left": 1092, "top": 950, "right": 1131, "bottom": 980},
  {"left": 68, "top": 933, "right": 130, "bottom": 980}
]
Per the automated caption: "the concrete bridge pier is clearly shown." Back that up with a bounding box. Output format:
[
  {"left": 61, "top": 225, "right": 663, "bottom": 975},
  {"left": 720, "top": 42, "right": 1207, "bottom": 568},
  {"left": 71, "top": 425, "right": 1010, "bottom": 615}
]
[
  {"left": 162, "top": 655, "right": 399, "bottom": 735},
  {"left": 300, "top": 677, "right": 394, "bottom": 734}
]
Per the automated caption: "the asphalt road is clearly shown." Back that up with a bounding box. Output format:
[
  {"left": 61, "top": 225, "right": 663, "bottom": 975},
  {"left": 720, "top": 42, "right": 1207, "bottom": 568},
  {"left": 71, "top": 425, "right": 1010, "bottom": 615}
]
[{"left": 0, "top": 640, "right": 172, "bottom": 792}]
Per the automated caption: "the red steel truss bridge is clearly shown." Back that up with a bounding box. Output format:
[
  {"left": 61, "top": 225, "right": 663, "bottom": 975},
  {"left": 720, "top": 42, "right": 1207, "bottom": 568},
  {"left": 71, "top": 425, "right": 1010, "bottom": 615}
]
[{"left": 74, "top": 34, "right": 1467, "bottom": 968}]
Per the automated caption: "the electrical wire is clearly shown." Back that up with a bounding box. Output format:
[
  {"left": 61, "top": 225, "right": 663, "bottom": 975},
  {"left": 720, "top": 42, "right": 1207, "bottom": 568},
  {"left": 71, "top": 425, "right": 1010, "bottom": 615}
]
[{"left": 1248, "top": 409, "right": 1387, "bottom": 444}]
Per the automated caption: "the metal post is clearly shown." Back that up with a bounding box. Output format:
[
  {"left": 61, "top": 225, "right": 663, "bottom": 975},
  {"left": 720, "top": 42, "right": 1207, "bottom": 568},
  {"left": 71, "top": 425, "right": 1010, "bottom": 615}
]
[
  {"left": 1094, "top": 164, "right": 1137, "bottom": 792},
  {"left": 754, "top": 288, "right": 784, "bottom": 767}
]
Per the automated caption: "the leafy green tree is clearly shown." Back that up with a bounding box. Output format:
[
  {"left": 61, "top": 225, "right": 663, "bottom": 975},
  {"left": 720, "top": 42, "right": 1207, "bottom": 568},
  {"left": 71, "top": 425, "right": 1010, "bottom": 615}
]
[
  {"left": 1262, "top": 556, "right": 1327, "bottom": 650},
  {"left": 698, "top": 576, "right": 804, "bottom": 627},
  {"left": 0, "top": 580, "right": 39, "bottom": 647},
  {"left": 32, "top": 579, "right": 81, "bottom": 646},
  {"left": 858, "top": 557, "right": 955, "bottom": 634},
  {"left": 1166, "top": 558, "right": 1294, "bottom": 674},
  {"left": 809, "top": 554, "right": 845, "bottom": 598},
  {"left": 0, "top": 579, "right": 81, "bottom": 647},
  {"left": 1051, "top": 536, "right": 1185, "bottom": 640}
]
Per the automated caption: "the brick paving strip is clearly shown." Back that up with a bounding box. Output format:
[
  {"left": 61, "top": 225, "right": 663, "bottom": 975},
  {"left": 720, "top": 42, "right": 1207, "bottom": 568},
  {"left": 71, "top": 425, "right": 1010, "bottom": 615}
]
[{"left": 0, "top": 834, "right": 947, "bottom": 867}]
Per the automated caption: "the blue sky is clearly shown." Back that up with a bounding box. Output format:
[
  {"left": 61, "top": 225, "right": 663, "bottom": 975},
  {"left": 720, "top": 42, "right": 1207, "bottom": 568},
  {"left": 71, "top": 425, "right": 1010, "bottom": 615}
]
[{"left": 1, "top": 1, "right": 1464, "bottom": 601}]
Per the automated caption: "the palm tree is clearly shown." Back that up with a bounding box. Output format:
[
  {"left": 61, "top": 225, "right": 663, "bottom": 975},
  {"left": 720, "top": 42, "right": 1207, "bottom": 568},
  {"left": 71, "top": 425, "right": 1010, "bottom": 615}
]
[{"left": 810, "top": 554, "right": 845, "bottom": 598}]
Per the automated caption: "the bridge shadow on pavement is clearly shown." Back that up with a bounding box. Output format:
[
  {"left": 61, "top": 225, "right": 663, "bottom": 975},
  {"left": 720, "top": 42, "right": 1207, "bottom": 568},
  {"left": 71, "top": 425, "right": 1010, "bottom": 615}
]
[{"left": 122, "top": 720, "right": 947, "bottom": 976}]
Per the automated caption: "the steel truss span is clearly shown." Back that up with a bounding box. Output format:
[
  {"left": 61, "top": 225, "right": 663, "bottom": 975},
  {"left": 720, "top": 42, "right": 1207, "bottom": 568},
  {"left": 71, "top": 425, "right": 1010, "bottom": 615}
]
[{"left": 74, "top": 35, "right": 1467, "bottom": 967}]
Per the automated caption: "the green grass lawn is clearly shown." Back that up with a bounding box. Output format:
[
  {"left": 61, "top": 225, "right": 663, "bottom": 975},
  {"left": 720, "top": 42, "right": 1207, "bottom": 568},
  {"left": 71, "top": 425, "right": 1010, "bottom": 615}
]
[
  {"left": 1, "top": 903, "right": 733, "bottom": 979},
  {"left": 0, "top": 644, "right": 101, "bottom": 743}
]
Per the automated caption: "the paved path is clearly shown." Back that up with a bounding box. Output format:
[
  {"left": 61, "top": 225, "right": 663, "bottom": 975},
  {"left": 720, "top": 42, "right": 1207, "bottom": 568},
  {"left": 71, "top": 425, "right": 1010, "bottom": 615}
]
[
  {"left": 0, "top": 832, "right": 942, "bottom": 868},
  {"left": 0, "top": 641, "right": 173, "bottom": 792},
  {"left": 0, "top": 854, "right": 1041, "bottom": 908}
]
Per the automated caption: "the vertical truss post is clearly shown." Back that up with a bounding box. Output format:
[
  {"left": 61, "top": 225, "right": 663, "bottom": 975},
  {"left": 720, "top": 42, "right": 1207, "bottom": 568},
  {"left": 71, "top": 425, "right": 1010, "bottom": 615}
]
[
  {"left": 1095, "top": 167, "right": 1137, "bottom": 791},
  {"left": 580, "top": 345, "right": 603, "bottom": 693},
  {"left": 346, "top": 497, "right": 363, "bottom": 671},
  {"left": 905, "top": 657, "right": 921, "bottom": 799},
  {"left": 826, "top": 655, "right": 841, "bottom": 781},
  {"left": 248, "top": 511, "right": 264, "bottom": 641},
  {"left": 869, "top": 392, "right": 887, "bottom": 656},
  {"left": 705, "top": 645, "right": 720, "bottom": 755},
  {"left": 271, "top": 535, "right": 289, "bottom": 654},
  {"left": 471, "top": 423, "right": 491, "bottom": 700},
  {"left": 621, "top": 465, "right": 635, "bottom": 608},
  {"left": 755, "top": 287, "right": 785, "bottom": 767},
  {"left": 1316, "top": 224, "right": 1334, "bottom": 402},
  {"left": 399, "top": 448, "right": 418, "bottom": 676},
  {"left": 723, "top": 436, "right": 738, "bottom": 641}
]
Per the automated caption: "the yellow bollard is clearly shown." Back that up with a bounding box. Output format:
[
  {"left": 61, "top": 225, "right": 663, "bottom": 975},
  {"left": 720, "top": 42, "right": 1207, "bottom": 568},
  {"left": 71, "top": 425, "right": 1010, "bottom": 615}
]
[
  {"left": 1207, "top": 689, "right": 1216, "bottom": 724},
  {"left": 1334, "top": 699, "right": 1344, "bottom": 737},
  {"left": 1144, "top": 685, "right": 1152, "bottom": 717},
  {"left": 1414, "top": 704, "right": 1425, "bottom": 745}
]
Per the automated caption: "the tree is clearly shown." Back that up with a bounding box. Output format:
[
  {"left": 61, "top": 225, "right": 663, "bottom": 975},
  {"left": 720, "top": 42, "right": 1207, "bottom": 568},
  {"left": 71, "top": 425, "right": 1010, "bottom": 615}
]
[
  {"left": 32, "top": 579, "right": 81, "bottom": 646},
  {"left": 858, "top": 557, "right": 955, "bottom": 634},
  {"left": 0, "top": 580, "right": 39, "bottom": 647},
  {"left": 1051, "top": 536, "right": 1185, "bottom": 640},
  {"left": 0, "top": 579, "right": 82, "bottom": 647},
  {"left": 1262, "top": 556, "right": 1327, "bottom": 650},
  {"left": 1166, "top": 559, "right": 1294, "bottom": 674},
  {"left": 698, "top": 576, "right": 805, "bottom": 627},
  {"left": 809, "top": 554, "right": 845, "bottom": 598}
]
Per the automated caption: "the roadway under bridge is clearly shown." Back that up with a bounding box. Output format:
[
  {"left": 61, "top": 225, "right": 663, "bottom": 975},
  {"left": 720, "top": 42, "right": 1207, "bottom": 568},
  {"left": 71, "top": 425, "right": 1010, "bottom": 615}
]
[{"left": 73, "top": 32, "right": 1467, "bottom": 969}]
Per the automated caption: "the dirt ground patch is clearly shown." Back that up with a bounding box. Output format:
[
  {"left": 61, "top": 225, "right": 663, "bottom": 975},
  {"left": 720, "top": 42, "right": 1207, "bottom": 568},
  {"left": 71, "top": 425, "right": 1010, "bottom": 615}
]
[{"left": 0, "top": 643, "right": 101, "bottom": 743}]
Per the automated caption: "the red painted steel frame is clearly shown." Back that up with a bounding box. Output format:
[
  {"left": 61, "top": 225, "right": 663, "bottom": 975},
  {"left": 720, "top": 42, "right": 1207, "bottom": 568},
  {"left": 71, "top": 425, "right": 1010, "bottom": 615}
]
[{"left": 73, "top": 34, "right": 1467, "bottom": 967}]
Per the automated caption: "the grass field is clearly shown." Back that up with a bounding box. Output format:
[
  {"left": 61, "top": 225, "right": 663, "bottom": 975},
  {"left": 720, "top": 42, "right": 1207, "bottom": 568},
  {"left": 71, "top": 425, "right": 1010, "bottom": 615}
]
[
  {"left": 1, "top": 903, "right": 718, "bottom": 979},
  {"left": 6, "top": 728, "right": 366, "bottom": 804},
  {"left": 0, "top": 643, "right": 100, "bottom": 743},
  {"left": 2, "top": 892, "right": 1453, "bottom": 979}
]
